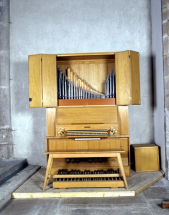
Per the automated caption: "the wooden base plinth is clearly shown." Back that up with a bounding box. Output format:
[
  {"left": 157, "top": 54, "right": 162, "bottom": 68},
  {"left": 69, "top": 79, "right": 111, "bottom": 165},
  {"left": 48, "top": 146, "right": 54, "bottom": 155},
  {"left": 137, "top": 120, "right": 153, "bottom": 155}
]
[{"left": 53, "top": 180, "right": 124, "bottom": 189}]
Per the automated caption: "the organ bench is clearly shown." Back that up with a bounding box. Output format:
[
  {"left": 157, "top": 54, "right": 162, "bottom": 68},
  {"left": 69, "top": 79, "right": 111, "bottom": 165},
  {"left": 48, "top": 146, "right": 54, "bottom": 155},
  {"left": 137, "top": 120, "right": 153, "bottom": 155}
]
[{"left": 43, "top": 149, "right": 128, "bottom": 191}]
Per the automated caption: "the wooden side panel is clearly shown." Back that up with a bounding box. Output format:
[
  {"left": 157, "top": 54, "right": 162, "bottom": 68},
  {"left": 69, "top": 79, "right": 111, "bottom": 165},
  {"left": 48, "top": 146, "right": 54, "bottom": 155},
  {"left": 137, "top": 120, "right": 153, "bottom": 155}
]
[
  {"left": 130, "top": 51, "right": 141, "bottom": 105},
  {"left": 42, "top": 54, "right": 57, "bottom": 107},
  {"left": 56, "top": 106, "right": 118, "bottom": 125},
  {"left": 28, "top": 54, "right": 42, "bottom": 107},
  {"left": 118, "top": 106, "right": 129, "bottom": 135},
  {"left": 115, "top": 51, "right": 130, "bottom": 105},
  {"left": 46, "top": 108, "right": 56, "bottom": 136}
]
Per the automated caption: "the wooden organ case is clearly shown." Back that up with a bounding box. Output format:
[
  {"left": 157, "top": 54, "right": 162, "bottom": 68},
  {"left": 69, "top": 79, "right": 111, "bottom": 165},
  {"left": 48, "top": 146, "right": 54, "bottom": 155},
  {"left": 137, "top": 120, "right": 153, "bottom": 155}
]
[{"left": 28, "top": 51, "right": 140, "bottom": 189}]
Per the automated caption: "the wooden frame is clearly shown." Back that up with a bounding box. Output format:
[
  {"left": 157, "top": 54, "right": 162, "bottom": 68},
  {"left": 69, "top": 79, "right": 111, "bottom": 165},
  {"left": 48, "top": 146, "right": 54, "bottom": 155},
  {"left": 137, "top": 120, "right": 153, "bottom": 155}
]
[{"left": 43, "top": 150, "right": 128, "bottom": 191}]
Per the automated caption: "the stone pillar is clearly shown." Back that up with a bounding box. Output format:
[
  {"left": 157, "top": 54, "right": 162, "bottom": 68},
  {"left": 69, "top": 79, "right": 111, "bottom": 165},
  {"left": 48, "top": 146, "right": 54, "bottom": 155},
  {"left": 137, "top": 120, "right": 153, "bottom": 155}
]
[
  {"left": 0, "top": 0, "right": 13, "bottom": 159},
  {"left": 162, "top": 0, "right": 169, "bottom": 179}
]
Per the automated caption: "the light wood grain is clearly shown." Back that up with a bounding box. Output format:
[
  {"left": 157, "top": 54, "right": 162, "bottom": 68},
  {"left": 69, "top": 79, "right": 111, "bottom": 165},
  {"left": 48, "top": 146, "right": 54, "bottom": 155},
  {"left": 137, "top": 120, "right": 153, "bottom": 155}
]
[
  {"left": 130, "top": 51, "right": 140, "bottom": 105},
  {"left": 45, "top": 152, "right": 122, "bottom": 158},
  {"left": 43, "top": 150, "right": 127, "bottom": 190},
  {"left": 58, "top": 98, "right": 116, "bottom": 106},
  {"left": 115, "top": 51, "right": 130, "bottom": 105},
  {"left": 118, "top": 106, "right": 129, "bottom": 135},
  {"left": 119, "top": 138, "right": 129, "bottom": 158},
  {"left": 53, "top": 181, "right": 124, "bottom": 189},
  {"left": 117, "top": 153, "right": 128, "bottom": 189},
  {"left": 47, "top": 138, "right": 128, "bottom": 154},
  {"left": 57, "top": 58, "right": 115, "bottom": 94},
  {"left": 43, "top": 154, "right": 53, "bottom": 191},
  {"left": 12, "top": 191, "right": 135, "bottom": 198},
  {"left": 42, "top": 54, "right": 57, "bottom": 107},
  {"left": 56, "top": 106, "right": 118, "bottom": 125},
  {"left": 46, "top": 108, "right": 56, "bottom": 136},
  {"left": 133, "top": 144, "right": 160, "bottom": 172},
  {"left": 51, "top": 157, "right": 128, "bottom": 169},
  {"left": 46, "top": 138, "right": 130, "bottom": 177},
  {"left": 135, "top": 173, "right": 163, "bottom": 195},
  {"left": 28, "top": 54, "right": 42, "bottom": 107}
]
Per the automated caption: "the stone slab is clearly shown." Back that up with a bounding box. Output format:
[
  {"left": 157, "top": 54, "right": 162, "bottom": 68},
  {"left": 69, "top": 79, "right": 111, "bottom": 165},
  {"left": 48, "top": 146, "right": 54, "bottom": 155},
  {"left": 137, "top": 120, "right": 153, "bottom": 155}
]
[
  {"left": 0, "top": 165, "right": 40, "bottom": 210},
  {"left": 0, "top": 158, "right": 28, "bottom": 185}
]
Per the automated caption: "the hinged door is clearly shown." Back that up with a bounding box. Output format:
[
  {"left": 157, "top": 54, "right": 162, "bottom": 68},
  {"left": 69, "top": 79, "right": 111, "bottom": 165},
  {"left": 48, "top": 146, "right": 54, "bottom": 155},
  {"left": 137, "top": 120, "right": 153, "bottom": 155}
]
[
  {"left": 28, "top": 54, "right": 57, "bottom": 107},
  {"left": 42, "top": 54, "right": 57, "bottom": 107},
  {"left": 115, "top": 50, "right": 140, "bottom": 105},
  {"left": 115, "top": 51, "right": 130, "bottom": 105},
  {"left": 29, "top": 54, "right": 42, "bottom": 107},
  {"left": 130, "top": 51, "right": 140, "bottom": 105}
]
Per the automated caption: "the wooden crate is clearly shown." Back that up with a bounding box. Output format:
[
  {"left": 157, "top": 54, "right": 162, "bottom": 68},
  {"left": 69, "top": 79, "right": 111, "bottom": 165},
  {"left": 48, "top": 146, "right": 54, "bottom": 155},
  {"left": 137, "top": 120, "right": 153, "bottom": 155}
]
[{"left": 131, "top": 143, "right": 160, "bottom": 172}]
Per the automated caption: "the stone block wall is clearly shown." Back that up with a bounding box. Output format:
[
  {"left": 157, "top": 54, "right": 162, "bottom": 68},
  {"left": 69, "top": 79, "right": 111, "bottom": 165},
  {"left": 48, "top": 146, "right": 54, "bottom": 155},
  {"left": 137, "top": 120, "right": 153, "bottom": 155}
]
[
  {"left": 0, "top": 0, "right": 13, "bottom": 159},
  {"left": 162, "top": 0, "right": 169, "bottom": 179}
]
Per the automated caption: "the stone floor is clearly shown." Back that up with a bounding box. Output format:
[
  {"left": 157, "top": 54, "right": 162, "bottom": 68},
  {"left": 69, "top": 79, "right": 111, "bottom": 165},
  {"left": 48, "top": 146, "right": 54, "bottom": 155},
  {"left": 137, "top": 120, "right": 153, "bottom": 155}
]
[{"left": 1, "top": 177, "right": 169, "bottom": 215}]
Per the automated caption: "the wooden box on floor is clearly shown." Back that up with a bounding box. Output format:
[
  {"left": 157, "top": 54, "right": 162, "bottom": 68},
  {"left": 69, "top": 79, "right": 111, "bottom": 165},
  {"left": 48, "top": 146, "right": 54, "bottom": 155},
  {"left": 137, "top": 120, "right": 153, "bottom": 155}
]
[{"left": 131, "top": 143, "right": 160, "bottom": 172}]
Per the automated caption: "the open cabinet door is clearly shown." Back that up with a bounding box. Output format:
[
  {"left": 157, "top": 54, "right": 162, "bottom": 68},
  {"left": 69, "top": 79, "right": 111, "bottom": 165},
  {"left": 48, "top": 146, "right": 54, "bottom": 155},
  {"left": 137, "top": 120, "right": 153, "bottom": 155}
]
[
  {"left": 28, "top": 54, "right": 57, "bottom": 108},
  {"left": 115, "top": 50, "right": 140, "bottom": 105},
  {"left": 42, "top": 54, "right": 57, "bottom": 107},
  {"left": 28, "top": 54, "right": 42, "bottom": 107},
  {"left": 115, "top": 51, "right": 130, "bottom": 105},
  {"left": 130, "top": 51, "right": 140, "bottom": 105}
]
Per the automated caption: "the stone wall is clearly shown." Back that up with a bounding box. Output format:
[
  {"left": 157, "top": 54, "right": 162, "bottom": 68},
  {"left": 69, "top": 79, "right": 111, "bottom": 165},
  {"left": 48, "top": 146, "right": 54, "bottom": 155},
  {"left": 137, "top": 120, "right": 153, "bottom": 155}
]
[
  {"left": 151, "top": 0, "right": 165, "bottom": 172},
  {"left": 10, "top": 0, "right": 153, "bottom": 166},
  {"left": 162, "top": 0, "right": 169, "bottom": 179},
  {"left": 0, "top": 0, "right": 13, "bottom": 159}
]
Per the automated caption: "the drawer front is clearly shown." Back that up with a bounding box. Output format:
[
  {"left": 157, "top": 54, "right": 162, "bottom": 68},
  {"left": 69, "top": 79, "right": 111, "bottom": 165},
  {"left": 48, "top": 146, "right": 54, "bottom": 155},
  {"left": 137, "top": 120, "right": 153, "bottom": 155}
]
[{"left": 47, "top": 138, "right": 129, "bottom": 158}]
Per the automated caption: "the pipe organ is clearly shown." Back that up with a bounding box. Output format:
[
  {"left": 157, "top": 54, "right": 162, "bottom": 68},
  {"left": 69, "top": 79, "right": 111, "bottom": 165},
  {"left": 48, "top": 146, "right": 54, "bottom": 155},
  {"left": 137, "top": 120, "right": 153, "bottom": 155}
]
[{"left": 28, "top": 51, "right": 140, "bottom": 189}]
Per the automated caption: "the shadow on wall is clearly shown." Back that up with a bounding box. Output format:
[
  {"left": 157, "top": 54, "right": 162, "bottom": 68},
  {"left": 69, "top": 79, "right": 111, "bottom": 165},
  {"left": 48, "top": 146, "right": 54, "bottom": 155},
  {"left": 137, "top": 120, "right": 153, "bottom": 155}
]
[
  {"left": 151, "top": 55, "right": 156, "bottom": 108},
  {"left": 11, "top": 62, "right": 46, "bottom": 166}
]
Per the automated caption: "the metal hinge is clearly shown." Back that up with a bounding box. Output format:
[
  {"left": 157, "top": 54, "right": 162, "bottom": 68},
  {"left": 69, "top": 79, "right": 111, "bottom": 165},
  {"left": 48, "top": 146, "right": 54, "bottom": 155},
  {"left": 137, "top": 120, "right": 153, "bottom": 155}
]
[{"left": 129, "top": 55, "right": 130, "bottom": 58}]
